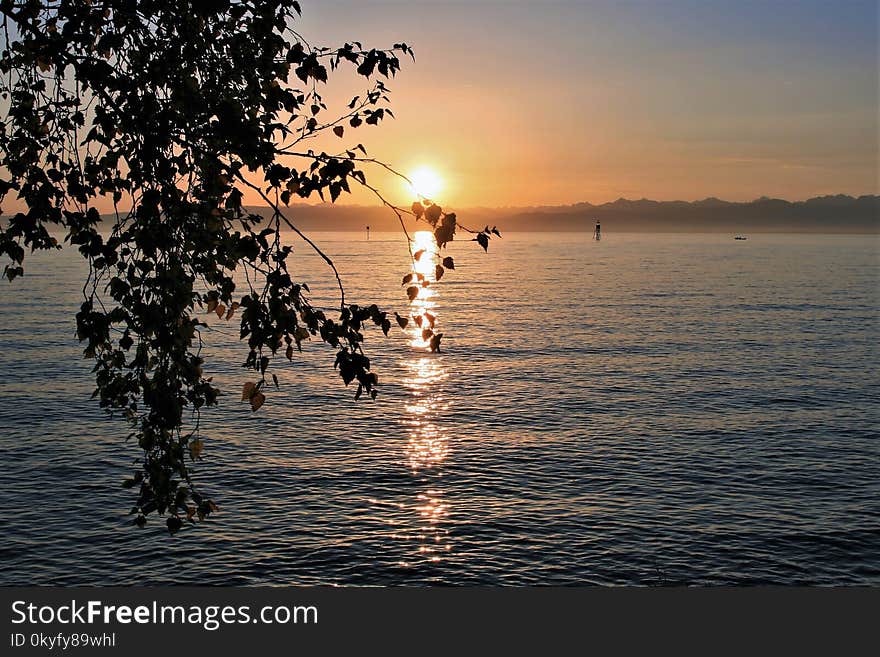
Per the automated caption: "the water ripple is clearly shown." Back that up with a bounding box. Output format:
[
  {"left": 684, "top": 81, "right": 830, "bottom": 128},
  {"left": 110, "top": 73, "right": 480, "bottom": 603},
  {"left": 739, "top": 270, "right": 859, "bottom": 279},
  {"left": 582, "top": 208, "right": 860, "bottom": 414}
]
[{"left": 0, "top": 232, "right": 877, "bottom": 585}]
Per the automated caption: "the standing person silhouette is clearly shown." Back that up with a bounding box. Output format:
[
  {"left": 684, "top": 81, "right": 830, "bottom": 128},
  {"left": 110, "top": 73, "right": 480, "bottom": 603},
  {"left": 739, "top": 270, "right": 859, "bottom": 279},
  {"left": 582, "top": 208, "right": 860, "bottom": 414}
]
[{"left": 594, "top": 219, "right": 601, "bottom": 241}]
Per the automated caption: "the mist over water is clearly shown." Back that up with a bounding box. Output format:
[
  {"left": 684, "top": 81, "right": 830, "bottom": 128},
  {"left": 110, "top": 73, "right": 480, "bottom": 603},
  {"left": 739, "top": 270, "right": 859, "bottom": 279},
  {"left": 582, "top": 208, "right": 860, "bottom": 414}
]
[{"left": 0, "top": 231, "right": 877, "bottom": 585}]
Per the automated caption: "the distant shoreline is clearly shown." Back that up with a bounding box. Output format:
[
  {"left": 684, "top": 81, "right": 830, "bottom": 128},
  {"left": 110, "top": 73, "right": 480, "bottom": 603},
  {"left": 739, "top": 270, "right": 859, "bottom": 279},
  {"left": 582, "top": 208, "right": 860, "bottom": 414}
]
[
  {"left": 4, "top": 194, "right": 877, "bottom": 234},
  {"left": 241, "top": 194, "right": 879, "bottom": 234},
  {"left": 246, "top": 196, "right": 880, "bottom": 234}
]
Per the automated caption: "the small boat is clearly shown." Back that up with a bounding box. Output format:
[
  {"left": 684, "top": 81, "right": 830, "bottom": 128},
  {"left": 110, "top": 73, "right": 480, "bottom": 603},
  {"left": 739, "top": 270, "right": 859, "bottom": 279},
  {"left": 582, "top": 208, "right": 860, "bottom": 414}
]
[{"left": 734, "top": 235, "right": 747, "bottom": 240}]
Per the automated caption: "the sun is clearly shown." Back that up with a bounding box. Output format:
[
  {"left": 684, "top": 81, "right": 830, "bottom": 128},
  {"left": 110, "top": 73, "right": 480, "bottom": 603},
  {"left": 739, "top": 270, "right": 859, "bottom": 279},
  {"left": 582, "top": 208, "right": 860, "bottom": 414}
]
[{"left": 407, "top": 166, "right": 444, "bottom": 200}]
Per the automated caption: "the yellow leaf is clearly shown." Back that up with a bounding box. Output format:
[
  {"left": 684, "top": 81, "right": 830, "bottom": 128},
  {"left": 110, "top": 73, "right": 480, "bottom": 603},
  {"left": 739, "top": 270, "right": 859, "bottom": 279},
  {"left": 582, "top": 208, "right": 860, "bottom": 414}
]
[
  {"left": 250, "top": 392, "right": 266, "bottom": 411},
  {"left": 225, "top": 301, "right": 239, "bottom": 320},
  {"left": 206, "top": 299, "right": 219, "bottom": 313},
  {"left": 241, "top": 381, "right": 256, "bottom": 401},
  {"left": 189, "top": 438, "right": 204, "bottom": 460},
  {"left": 215, "top": 303, "right": 226, "bottom": 319}
]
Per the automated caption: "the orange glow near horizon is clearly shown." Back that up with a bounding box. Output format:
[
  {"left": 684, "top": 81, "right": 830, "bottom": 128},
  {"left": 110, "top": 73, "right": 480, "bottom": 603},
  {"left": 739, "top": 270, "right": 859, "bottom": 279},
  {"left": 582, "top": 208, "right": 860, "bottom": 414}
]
[
  {"left": 4, "top": 2, "right": 873, "bottom": 219},
  {"left": 287, "top": 3, "right": 878, "bottom": 208}
]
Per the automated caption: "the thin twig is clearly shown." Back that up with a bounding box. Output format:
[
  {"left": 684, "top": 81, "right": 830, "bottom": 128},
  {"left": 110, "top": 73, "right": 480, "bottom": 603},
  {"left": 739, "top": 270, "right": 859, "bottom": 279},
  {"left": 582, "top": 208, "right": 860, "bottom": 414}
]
[{"left": 233, "top": 173, "right": 347, "bottom": 310}]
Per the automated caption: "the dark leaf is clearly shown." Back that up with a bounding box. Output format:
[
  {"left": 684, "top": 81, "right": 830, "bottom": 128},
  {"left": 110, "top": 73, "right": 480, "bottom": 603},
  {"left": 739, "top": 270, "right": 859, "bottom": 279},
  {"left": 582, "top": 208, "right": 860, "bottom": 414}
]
[
  {"left": 425, "top": 204, "right": 442, "bottom": 224},
  {"left": 250, "top": 392, "right": 266, "bottom": 412}
]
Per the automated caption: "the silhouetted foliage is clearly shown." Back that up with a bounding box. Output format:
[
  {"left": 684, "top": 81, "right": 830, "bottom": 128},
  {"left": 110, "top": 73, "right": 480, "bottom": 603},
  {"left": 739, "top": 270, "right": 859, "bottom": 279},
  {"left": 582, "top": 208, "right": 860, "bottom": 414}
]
[{"left": 0, "top": 0, "right": 496, "bottom": 533}]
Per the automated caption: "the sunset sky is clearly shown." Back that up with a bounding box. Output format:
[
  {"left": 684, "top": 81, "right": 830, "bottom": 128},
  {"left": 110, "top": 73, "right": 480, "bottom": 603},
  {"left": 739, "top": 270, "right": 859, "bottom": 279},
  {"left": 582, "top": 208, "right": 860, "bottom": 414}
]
[{"left": 290, "top": 0, "right": 878, "bottom": 208}]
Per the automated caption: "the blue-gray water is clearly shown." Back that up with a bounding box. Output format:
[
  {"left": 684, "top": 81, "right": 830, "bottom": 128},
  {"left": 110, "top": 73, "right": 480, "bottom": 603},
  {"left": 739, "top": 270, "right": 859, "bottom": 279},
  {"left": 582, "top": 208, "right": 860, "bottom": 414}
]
[{"left": 0, "top": 231, "right": 877, "bottom": 585}]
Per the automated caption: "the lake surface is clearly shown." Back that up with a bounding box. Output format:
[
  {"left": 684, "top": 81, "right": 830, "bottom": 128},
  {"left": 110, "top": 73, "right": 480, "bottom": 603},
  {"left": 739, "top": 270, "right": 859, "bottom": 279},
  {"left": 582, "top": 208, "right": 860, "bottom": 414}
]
[{"left": 0, "top": 231, "right": 877, "bottom": 585}]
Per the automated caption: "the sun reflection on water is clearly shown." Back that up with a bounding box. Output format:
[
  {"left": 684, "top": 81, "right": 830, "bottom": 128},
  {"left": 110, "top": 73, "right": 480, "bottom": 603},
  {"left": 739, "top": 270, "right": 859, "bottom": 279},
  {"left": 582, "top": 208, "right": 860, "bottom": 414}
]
[
  {"left": 400, "top": 230, "right": 452, "bottom": 565},
  {"left": 408, "top": 230, "right": 438, "bottom": 350},
  {"left": 403, "top": 355, "right": 449, "bottom": 471}
]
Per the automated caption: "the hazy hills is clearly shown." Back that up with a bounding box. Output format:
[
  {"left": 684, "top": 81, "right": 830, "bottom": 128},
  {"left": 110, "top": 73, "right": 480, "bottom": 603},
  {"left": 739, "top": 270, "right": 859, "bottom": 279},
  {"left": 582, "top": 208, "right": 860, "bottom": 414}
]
[
  {"left": 6, "top": 195, "right": 876, "bottom": 234},
  {"left": 248, "top": 194, "right": 879, "bottom": 233}
]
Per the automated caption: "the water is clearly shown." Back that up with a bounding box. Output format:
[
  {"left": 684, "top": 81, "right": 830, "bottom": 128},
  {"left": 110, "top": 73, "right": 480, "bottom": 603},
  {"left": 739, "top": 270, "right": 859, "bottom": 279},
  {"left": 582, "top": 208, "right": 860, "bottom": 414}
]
[{"left": 0, "top": 231, "right": 877, "bottom": 586}]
